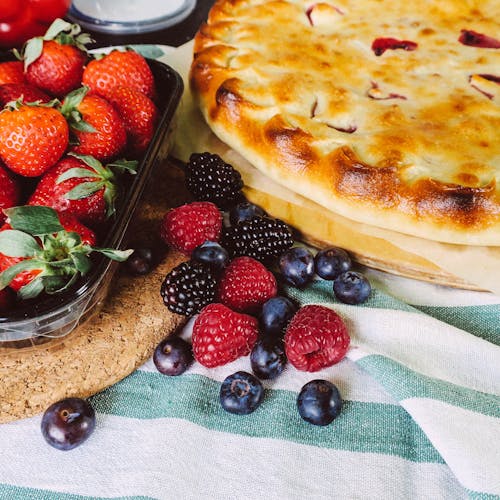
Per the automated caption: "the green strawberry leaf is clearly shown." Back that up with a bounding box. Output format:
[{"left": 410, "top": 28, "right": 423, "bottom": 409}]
[
  {"left": 0, "top": 259, "right": 43, "bottom": 289},
  {"left": 126, "top": 45, "right": 165, "bottom": 60},
  {"left": 56, "top": 167, "right": 98, "bottom": 184},
  {"left": 92, "top": 247, "right": 134, "bottom": 262},
  {"left": 0, "top": 230, "right": 41, "bottom": 257},
  {"left": 70, "top": 119, "right": 96, "bottom": 133},
  {"left": 68, "top": 153, "right": 108, "bottom": 177},
  {"left": 107, "top": 159, "right": 139, "bottom": 175},
  {"left": 23, "top": 37, "right": 44, "bottom": 69},
  {"left": 64, "top": 181, "right": 104, "bottom": 200},
  {"left": 18, "top": 276, "right": 45, "bottom": 300},
  {"left": 103, "top": 185, "right": 117, "bottom": 218},
  {"left": 5, "top": 206, "right": 64, "bottom": 236},
  {"left": 70, "top": 252, "right": 92, "bottom": 274},
  {"left": 60, "top": 86, "right": 89, "bottom": 112},
  {"left": 44, "top": 18, "right": 73, "bottom": 41}
]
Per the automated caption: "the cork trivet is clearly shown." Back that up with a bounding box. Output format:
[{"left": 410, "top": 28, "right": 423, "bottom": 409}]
[{"left": 0, "top": 161, "right": 190, "bottom": 423}]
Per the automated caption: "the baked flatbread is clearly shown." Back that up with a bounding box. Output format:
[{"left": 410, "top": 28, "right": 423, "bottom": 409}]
[{"left": 190, "top": 0, "right": 500, "bottom": 245}]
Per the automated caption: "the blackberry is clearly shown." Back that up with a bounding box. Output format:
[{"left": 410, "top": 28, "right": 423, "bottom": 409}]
[
  {"left": 222, "top": 216, "right": 294, "bottom": 262},
  {"left": 160, "top": 261, "right": 216, "bottom": 316},
  {"left": 185, "top": 152, "right": 244, "bottom": 208}
]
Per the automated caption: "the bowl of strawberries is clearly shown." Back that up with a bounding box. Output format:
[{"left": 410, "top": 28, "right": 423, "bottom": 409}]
[{"left": 0, "top": 19, "right": 183, "bottom": 344}]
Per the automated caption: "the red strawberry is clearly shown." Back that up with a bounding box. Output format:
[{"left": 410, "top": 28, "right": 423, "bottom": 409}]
[
  {"left": 218, "top": 256, "right": 277, "bottom": 313},
  {"left": 107, "top": 86, "right": 159, "bottom": 157},
  {"left": 21, "top": 19, "right": 91, "bottom": 97},
  {"left": 82, "top": 49, "right": 155, "bottom": 101},
  {"left": 284, "top": 305, "right": 350, "bottom": 372},
  {"left": 0, "top": 161, "right": 21, "bottom": 226},
  {"left": 0, "top": 61, "right": 25, "bottom": 85},
  {"left": 28, "top": 153, "right": 137, "bottom": 226},
  {"left": 60, "top": 87, "right": 127, "bottom": 161},
  {"left": 0, "top": 83, "right": 51, "bottom": 107},
  {"left": 192, "top": 303, "right": 259, "bottom": 368},
  {"left": 0, "top": 100, "right": 69, "bottom": 177},
  {"left": 160, "top": 202, "right": 222, "bottom": 255}
]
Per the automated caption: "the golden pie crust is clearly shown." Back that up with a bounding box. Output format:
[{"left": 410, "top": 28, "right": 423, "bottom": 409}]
[{"left": 190, "top": 0, "right": 500, "bottom": 245}]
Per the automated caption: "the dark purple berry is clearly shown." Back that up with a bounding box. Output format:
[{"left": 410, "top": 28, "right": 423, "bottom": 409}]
[
  {"left": 41, "top": 398, "right": 96, "bottom": 450},
  {"left": 297, "top": 380, "right": 342, "bottom": 426},
  {"left": 279, "top": 247, "right": 315, "bottom": 288},
  {"left": 314, "top": 247, "right": 351, "bottom": 280},
  {"left": 259, "top": 296, "right": 297, "bottom": 337},
  {"left": 126, "top": 248, "right": 154, "bottom": 276},
  {"left": 220, "top": 371, "right": 264, "bottom": 415},
  {"left": 153, "top": 336, "right": 193, "bottom": 376},
  {"left": 191, "top": 241, "right": 229, "bottom": 271},
  {"left": 250, "top": 339, "right": 287, "bottom": 379},
  {"left": 333, "top": 271, "right": 371, "bottom": 305},
  {"left": 229, "top": 201, "right": 266, "bottom": 225}
]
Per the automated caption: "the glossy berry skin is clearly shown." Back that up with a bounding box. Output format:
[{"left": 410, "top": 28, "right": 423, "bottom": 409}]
[
  {"left": 297, "top": 380, "right": 342, "bottom": 426},
  {"left": 279, "top": 247, "right": 315, "bottom": 288},
  {"left": 333, "top": 271, "right": 371, "bottom": 305},
  {"left": 191, "top": 241, "right": 229, "bottom": 272},
  {"left": 220, "top": 371, "right": 264, "bottom": 415},
  {"left": 153, "top": 336, "right": 193, "bottom": 376},
  {"left": 229, "top": 202, "right": 266, "bottom": 226},
  {"left": 0, "top": 61, "right": 25, "bottom": 85},
  {"left": 41, "top": 397, "right": 96, "bottom": 450},
  {"left": 250, "top": 339, "right": 287, "bottom": 380},
  {"left": 0, "top": 83, "right": 50, "bottom": 107},
  {"left": 315, "top": 247, "right": 352, "bottom": 280},
  {"left": 259, "top": 296, "right": 297, "bottom": 337},
  {"left": 0, "top": 162, "right": 20, "bottom": 226},
  {"left": 126, "top": 248, "right": 154, "bottom": 276}
]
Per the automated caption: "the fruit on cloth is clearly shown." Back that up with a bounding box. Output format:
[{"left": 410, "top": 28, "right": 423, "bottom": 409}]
[
  {"left": 21, "top": 19, "right": 91, "bottom": 97},
  {"left": 297, "top": 379, "right": 343, "bottom": 426},
  {"left": 0, "top": 83, "right": 51, "bottom": 107},
  {"left": 160, "top": 202, "right": 222, "bottom": 255},
  {"left": 0, "top": 161, "right": 20, "bottom": 226},
  {"left": 28, "top": 153, "right": 137, "bottom": 226},
  {"left": 218, "top": 256, "right": 277, "bottom": 313},
  {"left": 61, "top": 87, "right": 127, "bottom": 162},
  {"left": 153, "top": 336, "right": 194, "bottom": 376},
  {"left": 0, "top": 61, "right": 25, "bottom": 85},
  {"left": 219, "top": 371, "right": 264, "bottom": 415},
  {"left": 0, "top": 206, "right": 132, "bottom": 298},
  {"left": 259, "top": 296, "right": 297, "bottom": 337},
  {"left": 107, "top": 86, "right": 158, "bottom": 157},
  {"left": 0, "top": 100, "right": 69, "bottom": 177},
  {"left": 41, "top": 397, "right": 95, "bottom": 450},
  {"left": 314, "top": 247, "right": 352, "bottom": 280},
  {"left": 192, "top": 303, "right": 259, "bottom": 368},
  {"left": 250, "top": 338, "right": 287, "bottom": 380},
  {"left": 82, "top": 49, "right": 155, "bottom": 101},
  {"left": 284, "top": 305, "right": 350, "bottom": 372},
  {"left": 125, "top": 248, "right": 155, "bottom": 276},
  {"left": 160, "top": 261, "right": 217, "bottom": 316},
  {"left": 229, "top": 201, "right": 266, "bottom": 226},
  {"left": 333, "top": 270, "right": 371, "bottom": 305},
  {"left": 222, "top": 215, "right": 293, "bottom": 262},
  {"left": 191, "top": 241, "right": 229, "bottom": 272},
  {"left": 279, "top": 246, "right": 315, "bottom": 288},
  {"left": 185, "top": 152, "right": 243, "bottom": 208}
]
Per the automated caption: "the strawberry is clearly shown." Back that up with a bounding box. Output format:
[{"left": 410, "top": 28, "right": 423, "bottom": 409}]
[
  {"left": 218, "top": 256, "right": 277, "bottom": 313},
  {"left": 0, "top": 83, "right": 50, "bottom": 107},
  {"left": 160, "top": 202, "right": 222, "bottom": 255},
  {"left": 0, "top": 161, "right": 21, "bottom": 226},
  {"left": 82, "top": 49, "right": 155, "bottom": 101},
  {"left": 19, "top": 19, "right": 92, "bottom": 97},
  {"left": 0, "top": 100, "right": 69, "bottom": 177},
  {"left": 192, "top": 303, "right": 259, "bottom": 368},
  {"left": 0, "top": 61, "right": 25, "bottom": 85},
  {"left": 0, "top": 206, "right": 132, "bottom": 298},
  {"left": 107, "top": 86, "right": 159, "bottom": 157},
  {"left": 284, "top": 305, "right": 350, "bottom": 372},
  {"left": 28, "top": 153, "right": 138, "bottom": 226},
  {"left": 60, "top": 87, "right": 127, "bottom": 161}
]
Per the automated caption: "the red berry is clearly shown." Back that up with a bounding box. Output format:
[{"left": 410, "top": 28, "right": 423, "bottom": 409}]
[
  {"left": 218, "top": 256, "right": 277, "bottom": 313},
  {"left": 160, "top": 202, "right": 222, "bottom": 255},
  {"left": 0, "top": 83, "right": 51, "bottom": 108},
  {"left": 192, "top": 303, "right": 259, "bottom": 368},
  {"left": 284, "top": 305, "right": 350, "bottom": 372}
]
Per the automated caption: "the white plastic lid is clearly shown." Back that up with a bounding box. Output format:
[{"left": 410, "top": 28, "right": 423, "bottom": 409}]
[{"left": 67, "top": 0, "right": 196, "bottom": 34}]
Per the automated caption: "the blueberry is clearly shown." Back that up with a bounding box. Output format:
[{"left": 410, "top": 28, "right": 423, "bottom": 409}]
[
  {"left": 297, "top": 380, "right": 342, "bottom": 426},
  {"left": 153, "top": 336, "right": 193, "bottom": 376},
  {"left": 41, "top": 398, "right": 96, "bottom": 450},
  {"left": 229, "top": 201, "right": 266, "bottom": 225},
  {"left": 220, "top": 371, "right": 264, "bottom": 415},
  {"left": 333, "top": 271, "right": 371, "bottom": 305},
  {"left": 314, "top": 247, "right": 352, "bottom": 280},
  {"left": 259, "top": 296, "right": 297, "bottom": 337},
  {"left": 126, "top": 248, "right": 154, "bottom": 276},
  {"left": 191, "top": 241, "right": 229, "bottom": 271},
  {"left": 279, "top": 247, "right": 315, "bottom": 288},
  {"left": 250, "top": 339, "right": 287, "bottom": 379}
]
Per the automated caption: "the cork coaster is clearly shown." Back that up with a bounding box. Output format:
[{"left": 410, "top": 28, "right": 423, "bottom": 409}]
[{"left": 0, "top": 161, "right": 189, "bottom": 423}]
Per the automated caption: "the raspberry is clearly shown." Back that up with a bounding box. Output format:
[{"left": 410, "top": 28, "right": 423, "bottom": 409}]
[
  {"left": 218, "top": 256, "right": 277, "bottom": 313},
  {"left": 192, "top": 303, "right": 259, "bottom": 367},
  {"left": 159, "top": 202, "right": 222, "bottom": 255},
  {"left": 284, "top": 305, "right": 350, "bottom": 372}
]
